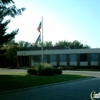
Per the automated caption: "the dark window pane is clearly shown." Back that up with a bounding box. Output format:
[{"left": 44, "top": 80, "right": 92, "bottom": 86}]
[
  {"left": 41, "top": 55, "right": 47, "bottom": 62},
  {"left": 80, "top": 54, "right": 87, "bottom": 62},
  {"left": 50, "top": 55, "right": 56, "bottom": 62},
  {"left": 91, "top": 54, "right": 99, "bottom": 61},
  {"left": 70, "top": 54, "right": 77, "bottom": 62},
  {"left": 60, "top": 55, "right": 67, "bottom": 62},
  {"left": 32, "top": 55, "right": 39, "bottom": 62}
]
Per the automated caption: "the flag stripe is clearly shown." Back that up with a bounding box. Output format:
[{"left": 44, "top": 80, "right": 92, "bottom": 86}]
[{"left": 36, "top": 22, "right": 41, "bottom": 32}]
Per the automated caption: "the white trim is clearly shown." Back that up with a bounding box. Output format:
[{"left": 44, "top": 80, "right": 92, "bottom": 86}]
[
  {"left": 59, "top": 62, "right": 67, "bottom": 66},
  {"left": 17, "top": 49, "right": 100, "bottom": 56},
  {"left": 91, "top": 62, "right": 99, "bottom": 66},
  {"left": 50, "top": 62, "right": 57, "bottom": 66},
  {"left": 70, "top": 62, "right": 77, "bottom": 66},
  {"left": 80, "top": 62, "right": 88, "bottom": 66}
]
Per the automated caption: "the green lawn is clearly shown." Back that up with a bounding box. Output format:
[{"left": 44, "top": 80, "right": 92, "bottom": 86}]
[{"left": 0, "top": 74, "right": 90, "bottom": 92}]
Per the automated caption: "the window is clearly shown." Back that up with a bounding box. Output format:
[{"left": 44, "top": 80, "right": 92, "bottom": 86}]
[
  {"left": 80, "top": 54, "right": 87, "bottom": 62},
  {"left": 70, "top": 54, "right": 77, "bottom": 62},
  {"left": 41, "top": 55, "right": 47, "bottom": 62},
  {"left": 60, "top": 54, "right": 67, "bottom": 62},
  {"left": 91, "top": 54, "right": 99, "bottom": 61},
  {"left": 50, "top": 55, "right": 56, "bottom": 62},
  {"left": 32, "top": 55, "right": 39, "bottom": 62}
]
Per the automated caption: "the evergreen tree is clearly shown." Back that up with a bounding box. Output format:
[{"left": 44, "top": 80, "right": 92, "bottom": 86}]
[{"left": 0, "top": 0, "right": 25, "bottom": 47}]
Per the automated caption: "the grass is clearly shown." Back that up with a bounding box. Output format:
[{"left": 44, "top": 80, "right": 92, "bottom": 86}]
[{"left": 0, "top": 74, "right": 90, "bottom": 92}]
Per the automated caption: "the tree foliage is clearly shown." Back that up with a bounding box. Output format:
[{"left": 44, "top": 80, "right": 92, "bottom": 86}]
[
  {"left": 0, "top": 0, "right": 25, "bottom": 47},
  {"left": 44, "top": 41, "right": 53, "bottom": 47},
  {"left": 0, "top": 0, "right": 25, "bottom": 67},
  {"left": 54, "top": 40, "right": 90, "bottom": 49},
  {"left": 45, "top": 41, "right": 53, "bottom": 47},
  {"left": 18, "top": 41, "right": 33, "bottom": 48},
  {"left": 4, "top": 40, "right": 18, "bottom": 67}
]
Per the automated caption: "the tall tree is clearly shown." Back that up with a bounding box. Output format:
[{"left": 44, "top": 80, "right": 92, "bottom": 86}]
[
  {"left": 54, "top": 41, "right": 68, "bottom": 47},
  {"left": 0, "top": 0, "right": 25, "bottom": 47},
  {"left": 54, "top": 40, "right": 90, "bottom": 49},
  {"left": 18, "top": 41, "right": 32, "bottom": 48},
  {"left": 38, "top": 41, "right": 53, "bottom": 47},
  {"left": 3, "top": 40, "right": 18, "bottom": 67},
  {"left": 44, "top": 41, "right": 53, "bottom": 47}
]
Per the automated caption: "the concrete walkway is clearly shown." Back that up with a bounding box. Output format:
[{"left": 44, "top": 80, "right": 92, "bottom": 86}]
[{"left": 0, "top": 70, "right": 100, "bottom": 100}]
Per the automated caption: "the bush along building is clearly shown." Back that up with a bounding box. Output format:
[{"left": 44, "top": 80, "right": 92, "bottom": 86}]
[{"left": 17, "top": 46, "right": 100, "bottom": 69}]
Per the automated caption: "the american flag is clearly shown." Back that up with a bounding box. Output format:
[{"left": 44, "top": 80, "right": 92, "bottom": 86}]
[
  {"left": 34, "top": 34, "right": 41, "bottom": 46},
  {"left": 36, "top": 22, "right": 41, "bottom": 32}
]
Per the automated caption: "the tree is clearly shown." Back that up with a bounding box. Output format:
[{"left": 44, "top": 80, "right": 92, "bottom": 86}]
[
  {"left": 38, "top": 41, "right": 53, "bottom": 47},
  {"left": 4, "top": 40, "right": 18, "bottom": 67},
  {"left": 0, "top": 0, "right": 25, "bottom": 47},
  {"left": 0, "top": 40, "right": 18, "bottom": 67},
  {"left": 71, "top": 40, "right": 83, "bottom": 49},
  {"left": 71, "top": 40, "right": 90, "bottom": 49},
  {"left": 18, "top": 41, "right": 32, "bottom": 48},
  {"left": 54, "top": 40, "right": 90, "bottom": 49},
  {"left": 44, "top": 41, "right": 53, "bottom": 47},
  {"left": 1, "top": 40, "right": 31, "bottom": 68},
  {"left": 82, "top": 44, "right": 90, "bottom": 49},
  {"left": 54, "top": 41, "right": 69, "bottom": 47},
  {"left": 1, "top": 40, "right": 33, "bottom": 68}
]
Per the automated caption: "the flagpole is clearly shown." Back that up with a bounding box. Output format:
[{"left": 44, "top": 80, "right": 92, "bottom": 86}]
[{"left": 41, "top": 16, "right": 44, "bottom": 67}]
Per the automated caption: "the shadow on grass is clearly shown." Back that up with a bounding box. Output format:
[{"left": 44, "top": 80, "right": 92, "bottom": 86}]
[{"left": 0, "top": 74, "right": 90, "bottom": 92}]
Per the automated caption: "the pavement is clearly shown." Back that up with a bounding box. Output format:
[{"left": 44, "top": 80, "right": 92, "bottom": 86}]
[
  {"left": 0, "top": 68, "right": 26, "bottom": 75},
  {"left": 0, "top": 70, "right": 100, "bottom": 100},
  {"left": 63, "top": 70, "right": 100, "bottom": 77}
]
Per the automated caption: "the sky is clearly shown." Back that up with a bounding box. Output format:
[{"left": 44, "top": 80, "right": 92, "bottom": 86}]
[{"left": 7, "top": 0, "right": 100, "bottom": 48}]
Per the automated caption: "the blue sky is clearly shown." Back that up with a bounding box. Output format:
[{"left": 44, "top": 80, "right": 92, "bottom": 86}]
[{"left": 8, "top": 0, "right": 100, "bottom": 48}]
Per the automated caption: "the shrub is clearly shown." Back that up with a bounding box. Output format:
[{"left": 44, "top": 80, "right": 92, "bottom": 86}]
[
  {"left": 54, "top": 68, "right": 62, "bottom": 75},
  {"left": 41, "top": 67, "right": 54, "bottom": 76},
  {"left": 43, "top": 63, "right": 53, "bottom": 68},
  {"left": 66, "top": 66, "right": 75, "bottom": 70},
  {"left": 66, "top": 67, "right": 74, "bottom": 70},
  {"left": 27, "top": 68, "right": 37, "bottom": 75},
  {"left": 41, "top": 63, "right": 54, "bottom": 76},
  {"left": 34, "top": 63, "right": 43, "bottom": 71},
  {"left": 60, "top": 66, "right": 66, "bottom": 70},
  {"left": 33, "top": 63, "right": 54, "bottom": 76},
  {"left": 34, "top": 63, "right": 43, "bottom": 75}
]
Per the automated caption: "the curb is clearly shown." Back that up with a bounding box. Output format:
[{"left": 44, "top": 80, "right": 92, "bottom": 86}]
[{"left": 0, "top": 77, "right": 96, "bottom": 95}]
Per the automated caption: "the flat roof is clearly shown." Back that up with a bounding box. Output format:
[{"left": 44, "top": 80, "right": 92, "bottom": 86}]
[
  {"left": 18, "top": 46, "right": 71, "bottom": 51},
  {"left": 17, "top": 48, "right": 100, "bottom": 56}
]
